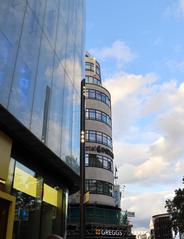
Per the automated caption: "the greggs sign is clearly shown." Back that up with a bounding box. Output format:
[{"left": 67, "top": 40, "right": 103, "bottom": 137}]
[{"left": 95, "top": 228, "right": 123, "bottom": 237}]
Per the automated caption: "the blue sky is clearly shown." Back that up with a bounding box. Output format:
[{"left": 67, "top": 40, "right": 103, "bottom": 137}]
[{"left": 86, "top": 0, "right": 184, "bottom": 231}]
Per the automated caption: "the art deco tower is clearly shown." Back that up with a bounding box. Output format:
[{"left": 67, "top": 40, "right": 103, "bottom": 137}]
[{"left": 84, "top": 52, "right": 115, "bottom": 207}]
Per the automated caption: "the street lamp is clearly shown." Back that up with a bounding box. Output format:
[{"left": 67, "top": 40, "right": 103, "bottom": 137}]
[{"left": 80, "top": 79, "right": 86, "bottom": 239}]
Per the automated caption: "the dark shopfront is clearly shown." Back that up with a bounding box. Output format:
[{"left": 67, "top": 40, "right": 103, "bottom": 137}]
[{"left": 0, "top": 106, "right": 80, "bottom": 239}]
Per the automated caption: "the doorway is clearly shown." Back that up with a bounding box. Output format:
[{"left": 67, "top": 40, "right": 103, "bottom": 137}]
[
  {"left": 0, "top": 198, "right": 10, "bottom": 239},
  {"left": 0, "top": 191, "right": 15, "bottom": 239}
]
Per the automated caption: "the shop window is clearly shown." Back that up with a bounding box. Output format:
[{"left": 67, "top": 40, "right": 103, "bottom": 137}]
[
  {"left": 12, "top": 163, "right": 41, "bottom": 239},
  {"left": 12, "top": 161, "right": 65, "bottom": 239}
]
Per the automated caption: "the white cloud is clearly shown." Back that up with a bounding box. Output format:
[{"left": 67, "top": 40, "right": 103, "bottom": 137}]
[
  {"left": 103, "top": 73, "right": 157, "bottom": 138},
  {"left": 90, "top": 40, "right": 136, "bottom": 69},
  {"left": 103, "top": 71, "right": 184, "bottom": 190},
  {"left": 114, "top": 142, "right": 149, "bottom": 166},
  {"left": 178, "top": 0, "right": 184, "bottom": 13},
  {"left": 104, "top": 73, "right": 156, "bottom": 105},
  {"left": 166, "top": 0, "right": 184, "bottom": 19},
  {"left": 175, "top": 160, "right": 184, "bottom": 173},
  {"left": 124, "top": 191, "right": 171, "bottom": 229},
  {"left": 166, "top": 59, "right": 184, "bottom": 73},
  {"left": 135, "top": 156, "right": 168, "bottom": 180}
]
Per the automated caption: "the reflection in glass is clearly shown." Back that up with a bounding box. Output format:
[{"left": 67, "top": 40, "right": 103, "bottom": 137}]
[
  {"left": 8, "top": 7, "right": 41, "bottom": 127},
  {"left": 0, "top": 0, "right": 84, "bottom": 173}
]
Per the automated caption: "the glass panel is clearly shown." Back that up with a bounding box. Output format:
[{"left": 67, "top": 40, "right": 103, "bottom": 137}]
[
  {"left": 28, "top": 0, "right": 46, "bottom": 26},
  {"left": 0, "top": 32, "right": 12, "bottom": 103},
  {"left": 8, "top": 7, "right": 42, "bottom": 127},
  {"left": 102, "top": 113, "right": 107, "bottom": 123},
  {"left": 103, "top": 159, "right": 108, "bottom": 169},
  {"left": 88, "top": 89, "right": 95, "bottom": 98},
  {"left": 55, "top": 14, "right": 67, "bottom": 63},
  {"left": 0, "top": 1, "right": 26, "bottom": 106},
  {"left": 30, "top": 37, "right": 54, "bottom": 139},
  {"left": 89, "top": 109, "right": 96, "bottom": 119},
  {"left": 85, "top": 154, "right": 89, "bottom": 166},
  {"left": 101, "top": 94, "right": 106, "bottom": 103},
  {"left": 96, "top": 91, "right": 101, "bottom": 101},
  {"left": 103, "top": 135, "right": 108, "bottom": 145},
  {"left": 89, "top": 131, "right": 96, "bottom": 141},
  {"left": 97, "top": 181, "right": 103, "bottom": 194},
  {"left": 47, "top": 57, "right": 65, "bottom": 156},
  {"left": 61, "top": 77, "right": 73, "bottom": 162},
  {"left": 96, "top": 132, "right": 102, "bottom": 143},
  {"left": 85, "top": 108, "right": 89, "bottom": 118},
  {"left": 44, "top": 0, "right": 59, "bottom": 49},
  {"left": 96, "top": 158, "right": 103, "bottom": 168},
  {"left": 71, "top": 90, "right": 80, "bottom": 173},
  {"left": 96, "top": 66, "right": 100, "bottom": 76}
]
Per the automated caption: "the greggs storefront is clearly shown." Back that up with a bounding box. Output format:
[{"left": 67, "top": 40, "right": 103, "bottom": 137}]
[{"left": 67, "top": 222, "right": 135, "bottom": 239}]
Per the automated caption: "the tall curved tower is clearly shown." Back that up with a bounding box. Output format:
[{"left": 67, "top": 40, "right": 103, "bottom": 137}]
[
  {"left": 67, "top": 53, "right": 133, "bottom": 239},
  {"left": 85, "top": 52, "right": 115, "bottom": 207}
]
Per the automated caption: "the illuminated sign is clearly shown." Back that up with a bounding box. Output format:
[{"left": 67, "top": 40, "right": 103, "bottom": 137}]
[
  {"left": 85, "top": 145, "right": 114, "bottom": 158},
  {"left": 95, "top": 229, "right": 123, "bottom": 237},
  {"left": 43, "top": 184, "right": 58, "bottom": 207},
  {"left": 13, "top": 167, "right": 37, "bottom": 197}
]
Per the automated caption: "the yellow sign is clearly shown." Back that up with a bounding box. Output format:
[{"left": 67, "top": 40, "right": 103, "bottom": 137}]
[
  {"left": 0, "top": 130, "right": 12, "bottom": 181},
  {"left": 84, "top": 191, "right": 90, "bottom": 204},
  {"left": 43, "top": 184, "right": 58, "bottom": 207},
  {"left": 13, "top": 167, "right": 37, "bottom": 197}
]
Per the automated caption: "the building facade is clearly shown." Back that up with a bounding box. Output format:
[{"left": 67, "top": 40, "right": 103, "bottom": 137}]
[
  {"left": 85, "top": 52, "right": 115, "bottom": 208},
  {"left": 0, "top": 0, "right": 85, "bottom": 238},
  {"left": 67, "top": 52, "right": 134, "bottom": 239},
  {"left": 152, "top": 213, "right": 173, "bottom": 239}
]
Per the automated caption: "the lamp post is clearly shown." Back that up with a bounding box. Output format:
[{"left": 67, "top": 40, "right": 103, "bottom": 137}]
[{"left": 80, "top": 79, "right": 86, "bottom": 239}]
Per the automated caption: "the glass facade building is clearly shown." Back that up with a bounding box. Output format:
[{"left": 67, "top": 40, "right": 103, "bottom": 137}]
[
  {"left": 0, "top": 0, "right": 84, "bottom": 171},
  {"left": 0, "top": 0, "right": 85, "bottom": 238}
]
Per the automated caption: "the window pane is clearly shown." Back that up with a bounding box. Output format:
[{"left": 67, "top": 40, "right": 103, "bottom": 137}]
[
  {"left": 95, "top": 111, "right": 100, "bottom": 120},
  {"left": 89, "top": 131, "right": 96, "bottom": 141},
  {"left": 103, "top": 159, "right": 108, "bottom": 169},
  {"left": 85, "top": 154, "right": 89, "bottom": 166},
  {"left": 97, "top": 133, "right": 102, "bottom": 142},
  {"left": 96, "top": 91, "right": 101, "bottom": 100},
  {"left": 89, "top": 109, "right": 96, "bottom": 119},
  {"left": 101, "top": 94, "right": 106, "bottom": 103},
  {"left": 89, "top": 89, "right": 95, "bottom": 98}
]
